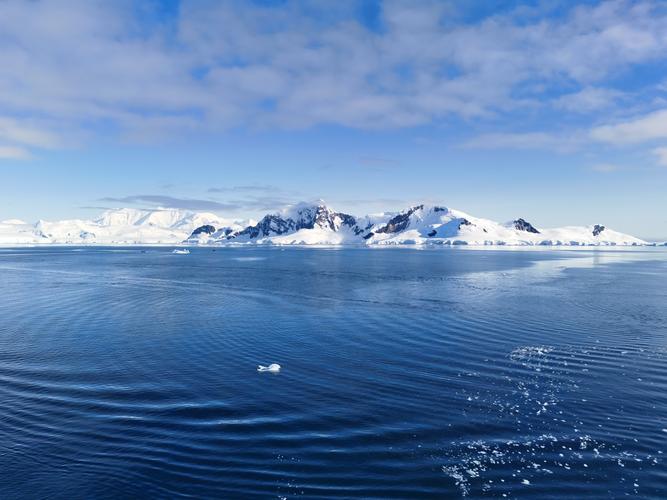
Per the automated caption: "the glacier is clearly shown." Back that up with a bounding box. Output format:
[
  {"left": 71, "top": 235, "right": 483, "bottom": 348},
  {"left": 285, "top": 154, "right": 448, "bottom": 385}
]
[
  {"left": 0, "top": 208, "right": 250, "bottom": 246},
  {"left": 0, "top": 203, "right": 651, "bottom": 247}
]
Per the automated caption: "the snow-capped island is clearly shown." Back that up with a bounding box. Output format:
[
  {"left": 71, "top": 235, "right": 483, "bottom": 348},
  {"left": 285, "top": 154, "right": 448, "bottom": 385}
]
[{"left": 0, "top": 202, "right": 652, "bottom": 247}]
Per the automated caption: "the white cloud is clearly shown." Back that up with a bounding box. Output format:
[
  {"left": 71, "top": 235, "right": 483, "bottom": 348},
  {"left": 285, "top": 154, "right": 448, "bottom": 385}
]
[
  {"left": 0, "top": 117, "right": 60, "bottom": 148},
  {"left": 0, "top": 145, "right": 31, "bottom": 160},
  {"left": 0, "top": 116, "right": 62, "bottom": 160},
  {"left": 0, "top": 0, "right": 666, "bottom": 155},
  {"left": 555, "top": 87, "right": 622, "bottom": 112},
  {"left": 590, "top": 109, "right": 667, "bottom": 144},
  {"left": 652, "top": 146, "right": 667, "bottom": 166}
]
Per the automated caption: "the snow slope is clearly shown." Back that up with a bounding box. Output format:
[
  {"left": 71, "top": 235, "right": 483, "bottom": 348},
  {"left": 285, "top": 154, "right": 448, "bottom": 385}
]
[
  {"left": 0, "top": 203, "right": 649, "bottom": 246},
  {"left": 360, "top": 205, "right": 646, "bottom": 246},
  {"left": 191, "top": 203, "right": 646, "bottom": 247},
  {"left": 0, "top": 208, "right": 241, "bottom": 245}
]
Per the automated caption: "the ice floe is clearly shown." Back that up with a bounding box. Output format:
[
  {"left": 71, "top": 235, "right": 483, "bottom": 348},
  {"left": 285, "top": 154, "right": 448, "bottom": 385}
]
[{"left": 257, "top": 363, "right": 281, "bottom": 373}]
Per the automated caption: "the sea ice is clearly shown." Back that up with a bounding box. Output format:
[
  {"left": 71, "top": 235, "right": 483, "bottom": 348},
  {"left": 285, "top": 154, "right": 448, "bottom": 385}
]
[{"left": 258, "top": 363, "right": 281, "bottom": 373}]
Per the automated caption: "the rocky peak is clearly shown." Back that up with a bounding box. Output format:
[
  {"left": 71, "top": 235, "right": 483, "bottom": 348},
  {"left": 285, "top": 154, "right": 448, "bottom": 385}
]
[
  {"left": 312, "top": 205, "right": 357, "bottom": 231},
  {"left": 228, "top": 203, "right": 358, "bottom": 240},
  {"left": 375, "top": 205, "right": 424, "bottom": 234},
  {"left": 513, "top": 218, "right": 540, "bottom": 234},
  {"left": 232, "top": 214, "right": 292, "bottom": 239},
  {"left": 593, "top": 224, "right": 605, "bottom": 236}
]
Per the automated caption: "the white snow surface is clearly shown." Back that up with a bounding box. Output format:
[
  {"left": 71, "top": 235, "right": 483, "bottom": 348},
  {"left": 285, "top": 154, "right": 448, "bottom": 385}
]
[
  {"left": 0, "top": 203, "right": 649, "bottom": 246},
  {"left": 0, "top": 208, "right": 240, "bottom": 245}
]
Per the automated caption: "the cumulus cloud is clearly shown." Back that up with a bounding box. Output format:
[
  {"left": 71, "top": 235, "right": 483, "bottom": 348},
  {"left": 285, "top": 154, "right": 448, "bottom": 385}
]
[
  {"left": 1, "top": 0, "right": 667, "bottom": 157},
  {"left": 590, "top": 109, "right": 667, "bottom": 144},
  {"left": 0, "top": 117, "right": 62, "bottom": 155},
  {"left": 554, "top": 87, "right": 623, "bottom": 112}
]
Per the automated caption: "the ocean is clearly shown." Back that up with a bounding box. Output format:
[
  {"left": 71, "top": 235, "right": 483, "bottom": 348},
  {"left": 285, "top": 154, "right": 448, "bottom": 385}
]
[{"left": 0, "top": 246, "right": 665, "bottom": 498}]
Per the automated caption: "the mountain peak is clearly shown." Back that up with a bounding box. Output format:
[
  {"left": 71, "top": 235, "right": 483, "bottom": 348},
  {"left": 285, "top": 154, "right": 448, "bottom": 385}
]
[
  {"left": 511, "top": 218, "right": 540, "bottom": 234},
  {"left": 0, "top": 204, "right": 648, "bottom": 246}
]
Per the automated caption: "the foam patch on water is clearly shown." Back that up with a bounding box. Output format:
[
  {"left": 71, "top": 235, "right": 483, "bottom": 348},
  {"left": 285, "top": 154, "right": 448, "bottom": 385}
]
[
  {"left": 442, "top": 433, "right": 660, "bottom": 497},
  {"left": 442, "top": 344, "right": 662, "bottom": 496},
  {"left": 510, "top": 345, "right": 553, "bottom": 363}
]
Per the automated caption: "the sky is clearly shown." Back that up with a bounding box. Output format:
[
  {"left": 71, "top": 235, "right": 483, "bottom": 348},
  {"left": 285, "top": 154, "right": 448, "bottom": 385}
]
[{"left": 1, "top": 0, "right": 667, "bottom": 240}]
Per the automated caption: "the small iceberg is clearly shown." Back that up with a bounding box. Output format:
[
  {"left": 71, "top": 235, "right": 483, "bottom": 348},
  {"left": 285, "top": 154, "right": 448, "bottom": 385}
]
[
  {"left": 172, "top": 249, "right": 190, "bottom": 254},
  {"left": 257, "top": 363, "right": 281, "bottom": 373}
]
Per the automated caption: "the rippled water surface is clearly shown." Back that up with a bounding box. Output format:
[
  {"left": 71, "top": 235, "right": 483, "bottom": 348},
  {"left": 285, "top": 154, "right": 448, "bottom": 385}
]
[{"left": 0, "top": 247, "right": 666, "bottom": 498}]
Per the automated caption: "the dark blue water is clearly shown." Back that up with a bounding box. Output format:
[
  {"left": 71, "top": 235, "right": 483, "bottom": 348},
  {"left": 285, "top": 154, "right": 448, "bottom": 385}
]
[{"left": 0, "top": 247, "right": 666, "bottom": 498}]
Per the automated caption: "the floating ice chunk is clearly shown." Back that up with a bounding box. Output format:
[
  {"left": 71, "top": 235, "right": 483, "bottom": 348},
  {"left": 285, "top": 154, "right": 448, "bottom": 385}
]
[
  {"left": 521, "top": 479, "right": 531, "bottom": 485},
  {"left": 257, "top": 363, "right": 281, "bottom": 373},
  {"left": 172, "top": 249, "right": 190, "bottom": 254}
]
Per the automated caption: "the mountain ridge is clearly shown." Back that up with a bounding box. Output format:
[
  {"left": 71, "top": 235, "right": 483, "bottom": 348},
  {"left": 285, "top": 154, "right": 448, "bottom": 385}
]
[{"left": 0, "top": 203, "right": 656, "bottom": 246}]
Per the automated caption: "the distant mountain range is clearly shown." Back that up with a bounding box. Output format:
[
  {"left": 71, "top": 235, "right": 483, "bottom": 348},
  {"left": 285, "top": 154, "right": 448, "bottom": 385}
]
[
  {"left": 0, "top": 203, "right": 658, "bottom": 246},
  {"left": 0, "top": 208, "right": 241, "bottom": 246}
]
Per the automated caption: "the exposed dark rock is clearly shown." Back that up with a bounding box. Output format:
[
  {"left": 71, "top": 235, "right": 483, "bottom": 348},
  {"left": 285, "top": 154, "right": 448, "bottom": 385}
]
[
  {"left": 427, "top": 229, "right": 437, "bottom": 237},
  {"left": 314, "top": 209, "right": 357, "bottom": 231},
  {"left": 593, "top": 224, "right": 605, "bottom": 236},
  {"left": 233, "top": 214, "right": 291, "bottom": 239},
  {"left": 229, "top": 204, "right": 358, "bottom": 240},
  {"left": 458, "top": 218, "right": 472, "bottom": 230},
  {"left": 191, "top": 225, "right": 216, "bottom": 236},
  {"left": 512, "top": 218, "right": 540, "bottom": 234},
  {"left": 375, "top": 205, "right": 423, "bottom": 234}
]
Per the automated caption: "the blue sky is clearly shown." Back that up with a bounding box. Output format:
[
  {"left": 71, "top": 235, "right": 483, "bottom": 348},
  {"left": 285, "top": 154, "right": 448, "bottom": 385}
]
[{"left": 1, "top": 0, "right": 667, "bottom": 239}]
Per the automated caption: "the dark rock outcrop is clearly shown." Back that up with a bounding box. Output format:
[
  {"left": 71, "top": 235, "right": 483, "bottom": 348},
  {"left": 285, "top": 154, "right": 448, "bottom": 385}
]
[
  {"left": 191, "top": 225, "right": 216, "bottom": 236},
  {"left": 512, "top": 218, "right": 540, "bottom": 234},
  {"left": 458, "top": 218, "right": 472, "bottom": 230},
  {"left": 228, "top": 204, "right": 359, "bottom": 240},
  {"left": 593, "top": 224, "right": 605, "bottom": 236},
  {"left": 232, "top": 214, "right": 292, "bottom": 239},
  {"left": 375, "top": 205, "right": 423, "bottom": 234}
]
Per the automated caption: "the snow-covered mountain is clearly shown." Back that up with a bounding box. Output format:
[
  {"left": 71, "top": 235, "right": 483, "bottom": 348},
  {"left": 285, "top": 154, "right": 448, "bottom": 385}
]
[
  {"left": 186, "top": 202, "right": 647, "bottom": 246},
  {"left": 0, "top": 208, "right": 244, "bottom": 245},
  {"left": 0, "top": 203, "right": 649, "bottom": 246}
]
